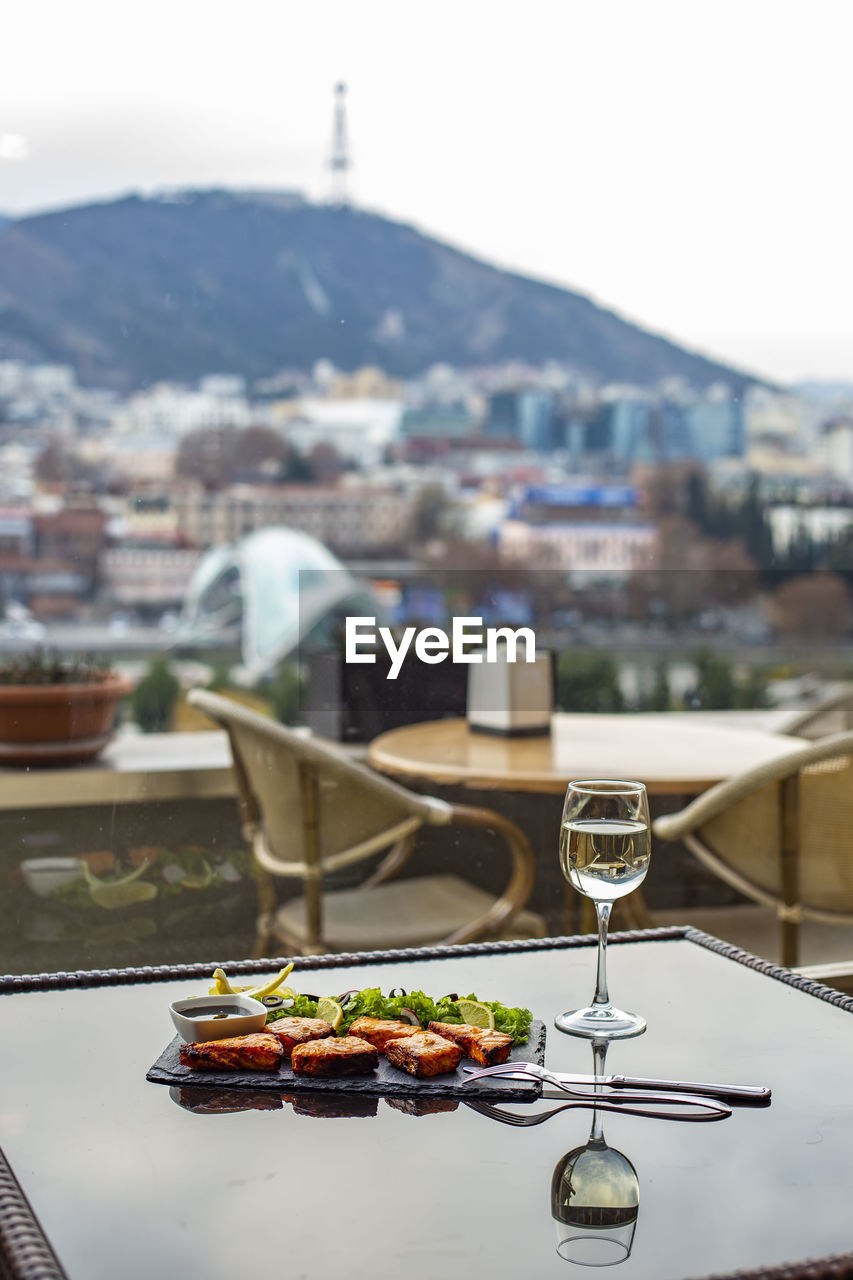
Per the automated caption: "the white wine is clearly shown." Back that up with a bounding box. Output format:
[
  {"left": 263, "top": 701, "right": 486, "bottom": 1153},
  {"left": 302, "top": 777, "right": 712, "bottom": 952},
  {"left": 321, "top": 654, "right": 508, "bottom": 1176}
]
[{"left": 560, "top": 819, "right": 650, "bottom": 901}]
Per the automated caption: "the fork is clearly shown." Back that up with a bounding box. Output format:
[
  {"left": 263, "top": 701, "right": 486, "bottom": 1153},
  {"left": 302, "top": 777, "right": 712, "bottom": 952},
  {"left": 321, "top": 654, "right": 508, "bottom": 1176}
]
[
  {"left": 463, "top": 1095, "right": 730, "bottom": 1125},
  {"left": 461, "top": 1062, "right": 732, "bottom": 1119}
]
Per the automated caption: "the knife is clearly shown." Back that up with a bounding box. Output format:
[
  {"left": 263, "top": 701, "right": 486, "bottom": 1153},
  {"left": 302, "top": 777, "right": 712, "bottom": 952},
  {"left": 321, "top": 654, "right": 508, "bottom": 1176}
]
[
  {"left": 462, "top": 1063, "right": 771, "bottom": 1105},
  {"left": 545, "top": 1071, "right": 770, "bottom": 1106}
]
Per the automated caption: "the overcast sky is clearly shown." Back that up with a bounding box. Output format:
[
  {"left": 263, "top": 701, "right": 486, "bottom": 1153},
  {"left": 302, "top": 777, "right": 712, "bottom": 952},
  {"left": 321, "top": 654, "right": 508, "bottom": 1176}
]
[{"left": 2, "top": 0, "right": 852, "bottom": 385}]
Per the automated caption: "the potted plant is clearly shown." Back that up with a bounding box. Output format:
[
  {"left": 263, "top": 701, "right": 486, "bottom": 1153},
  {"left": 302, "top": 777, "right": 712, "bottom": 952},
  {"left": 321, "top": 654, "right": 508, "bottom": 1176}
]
[{"left": 0, "top": 653, "right": 132, "bottom": 765}]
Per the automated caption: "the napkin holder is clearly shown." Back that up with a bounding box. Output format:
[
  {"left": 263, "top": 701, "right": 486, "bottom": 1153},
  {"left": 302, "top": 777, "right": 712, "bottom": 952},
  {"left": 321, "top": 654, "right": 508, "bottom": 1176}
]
[{"left": 467, "top": 650, "right": 553, "bottom": 737}]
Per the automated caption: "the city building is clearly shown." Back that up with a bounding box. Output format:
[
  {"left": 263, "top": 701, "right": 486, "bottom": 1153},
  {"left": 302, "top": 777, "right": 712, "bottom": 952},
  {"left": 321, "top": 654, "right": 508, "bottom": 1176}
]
[
  {"left": 99, "top": 545, "right": 202, "bottom": 610},
  {"left": 499, "top": 519, "right": 656, "bottom": 575},
  {"left": 172, "top": 483, "right": 411, "bottom": 556},
  {"left": 818, "top": 418, "right": 853, "bottom": 485},
  {"left": 484, "top": 389, "right": 560, "bottom": 450},
  {"left": 283, "top": 398, "right": 402, "bottom": 467},
  {"left": 33, "top": 505, "right": 109, "bottom": 597},
  {"left": 498, "top": 483, "right": 656, "bottom": 575}
]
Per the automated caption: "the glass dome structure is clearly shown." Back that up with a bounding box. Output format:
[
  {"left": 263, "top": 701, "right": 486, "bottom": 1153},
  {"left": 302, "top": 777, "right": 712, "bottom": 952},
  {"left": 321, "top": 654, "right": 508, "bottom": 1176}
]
[{"left": 178, "top": 526, "right": 371, "bottom": 680}]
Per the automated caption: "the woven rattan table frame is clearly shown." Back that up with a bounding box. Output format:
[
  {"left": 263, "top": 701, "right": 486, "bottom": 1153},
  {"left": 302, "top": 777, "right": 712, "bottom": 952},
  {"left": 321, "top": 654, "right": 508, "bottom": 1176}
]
[{"left": 2, "top": 926, "right": 852, "bottom": 1280}]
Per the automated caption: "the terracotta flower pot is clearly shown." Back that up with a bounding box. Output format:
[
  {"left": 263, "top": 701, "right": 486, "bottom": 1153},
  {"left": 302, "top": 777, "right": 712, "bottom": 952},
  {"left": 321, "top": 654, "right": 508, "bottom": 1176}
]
[{"left": 0, "top": 674, "right": 133, "bottom": 765}]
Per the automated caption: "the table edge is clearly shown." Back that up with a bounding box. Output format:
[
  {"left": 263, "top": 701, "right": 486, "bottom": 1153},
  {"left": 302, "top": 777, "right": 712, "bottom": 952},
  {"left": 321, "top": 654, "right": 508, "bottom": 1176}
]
[
  {"left": 2, "top": 927, "right": 853, "bottom": 1280},
  {"left": 366, "top": 716, "right": 806, "bottom": 796},
  {"left": 3, "top": 927, "right": 853, "bottom": 1018},
  {"left": 0, "top": 1147, "right": 69, "bottom": 1280}
]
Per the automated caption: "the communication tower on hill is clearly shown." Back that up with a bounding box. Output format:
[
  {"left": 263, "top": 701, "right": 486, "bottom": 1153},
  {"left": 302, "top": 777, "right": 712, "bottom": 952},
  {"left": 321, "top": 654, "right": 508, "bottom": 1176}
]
[{"left": 328, "top": 82, "right": 351, "bottom": 206}]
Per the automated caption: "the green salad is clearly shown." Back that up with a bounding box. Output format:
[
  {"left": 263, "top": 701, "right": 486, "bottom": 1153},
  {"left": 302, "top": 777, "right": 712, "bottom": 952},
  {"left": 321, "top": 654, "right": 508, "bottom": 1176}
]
[{"left": 266, "top": 986, "right": 533, "bottom": 1045}]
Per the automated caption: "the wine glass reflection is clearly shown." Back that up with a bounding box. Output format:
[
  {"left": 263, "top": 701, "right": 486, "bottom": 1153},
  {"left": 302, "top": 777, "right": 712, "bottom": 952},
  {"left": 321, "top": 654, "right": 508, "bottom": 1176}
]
[{"left": 551, "top": 1041, "right": 640, "bottom": 1267}]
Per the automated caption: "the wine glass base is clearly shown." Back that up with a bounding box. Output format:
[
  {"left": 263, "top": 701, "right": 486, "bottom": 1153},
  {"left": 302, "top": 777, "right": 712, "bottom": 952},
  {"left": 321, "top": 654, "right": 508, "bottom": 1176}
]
[{"left": 555, "top": 1005, "right": 646, "bottom": 1040}]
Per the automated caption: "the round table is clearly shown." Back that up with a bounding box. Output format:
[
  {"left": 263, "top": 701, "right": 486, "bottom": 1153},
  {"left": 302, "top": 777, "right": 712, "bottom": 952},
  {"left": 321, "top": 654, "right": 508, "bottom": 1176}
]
[{"left": 367, "top": 713, "right": 807, "bottom": 796}]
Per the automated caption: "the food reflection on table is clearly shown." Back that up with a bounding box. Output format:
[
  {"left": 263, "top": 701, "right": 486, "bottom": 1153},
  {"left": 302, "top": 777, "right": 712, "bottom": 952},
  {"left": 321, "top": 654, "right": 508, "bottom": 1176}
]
[
  {"left": 551, "top": 1041, "right": 640, "bottom": 1267},
  {"left": 169, "top": 1086, "right": 459, "bottom": 1119},
  {"left": 170, "top": 1085, "right": 283, "bottom": 1115},
  {"left": 284, "top": 1093, "right": 379, "bottom": 1119}
]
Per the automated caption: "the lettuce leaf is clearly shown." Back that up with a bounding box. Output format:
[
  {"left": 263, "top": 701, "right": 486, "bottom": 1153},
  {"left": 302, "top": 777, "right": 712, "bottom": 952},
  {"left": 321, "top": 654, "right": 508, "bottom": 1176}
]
[
  {"left": 266, "top": 995, "right": 319, "bottom": 1021},
  {"left": 266, "top": 986, "right": 532, "bottom": 1044}
]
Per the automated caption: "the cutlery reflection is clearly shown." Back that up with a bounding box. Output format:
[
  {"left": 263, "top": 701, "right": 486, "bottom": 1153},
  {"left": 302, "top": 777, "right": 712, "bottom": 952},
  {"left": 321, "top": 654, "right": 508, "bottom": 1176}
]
[{"left": 464, "top": 1094, "right": 728, "bottom": 1125}]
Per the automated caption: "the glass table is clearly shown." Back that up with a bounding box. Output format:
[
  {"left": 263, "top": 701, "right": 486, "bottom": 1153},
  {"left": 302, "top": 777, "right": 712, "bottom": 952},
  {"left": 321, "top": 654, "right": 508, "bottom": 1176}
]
[{"left": 1, "top": 928, "right": 852, "bottom": 1280}]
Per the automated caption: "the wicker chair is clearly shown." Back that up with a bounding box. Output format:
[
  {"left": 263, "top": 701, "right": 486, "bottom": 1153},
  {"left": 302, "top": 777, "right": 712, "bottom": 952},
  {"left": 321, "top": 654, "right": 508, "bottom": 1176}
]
[
  {"left": 773, "top": 684, "right": 853, "bottom": 740},
  {"left": 188, "top": 690, "right": 545, "bottom": 956},
  {"left": 653, "top": 730, "right": 853, "bottom": 968}
]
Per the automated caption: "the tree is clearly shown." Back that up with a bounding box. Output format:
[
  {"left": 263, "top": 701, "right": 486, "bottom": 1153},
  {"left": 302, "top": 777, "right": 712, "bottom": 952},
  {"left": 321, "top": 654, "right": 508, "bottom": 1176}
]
[
  {"left": 737, "top": 474, "right": 774, "bottom": 570},
  {"left": 131, "top": 659, "right": 180, "bottom": 731},
  {"left": 825, "top": 527, "right": 853, "bottom": 586},
  {"left": 555, "top": 651, "right": 625, "bottom": 713},
  {"left": 35, "top": 440, "right": 97, "bottom": 488},
  {"left": 706, "top": 539, "right": 759, "bottom": 606},
  {"left": 637, "top": 660, "right": 671, "bottom": 711},
  {"left": 686, "top": 650, "right": 771, "bottom": 710},
  {"left": 770, "top": 573, "right": 852, "bottom": 639},
  {"left": 236, "top": 426, "right": 288, "bottom": 480},
  {"left": 175, "top": 425, "right": 291, "bottom": 489},
  {"left": 410, "top": 483, "right": 451, "bottom": 543},
  {"left": 642, "top": 515, "right": 714, "bottom": 625},
  {"left": 267, "top": 662, "right": 303, "bottom": 725},
  {"left": 175, "top": 426, "right": 241, "bottom": 489},
  {"left": 689, "top": 649, "right": 738, "bottom": 710},
  {"left": 307, "top": 442, "right": 349, "bottom": 484},
  {"left": 280, "top": 445, "right": 315, "bottom": 483},
  {"left": 636, "top": 461, "right": 698, "bottom": 520}
]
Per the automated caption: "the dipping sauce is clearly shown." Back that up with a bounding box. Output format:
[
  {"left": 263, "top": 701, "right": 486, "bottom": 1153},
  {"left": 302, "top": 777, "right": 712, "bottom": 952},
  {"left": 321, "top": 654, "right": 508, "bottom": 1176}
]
[{"left": 181, "top": 1004, "right": 260, "bottom": 1020}]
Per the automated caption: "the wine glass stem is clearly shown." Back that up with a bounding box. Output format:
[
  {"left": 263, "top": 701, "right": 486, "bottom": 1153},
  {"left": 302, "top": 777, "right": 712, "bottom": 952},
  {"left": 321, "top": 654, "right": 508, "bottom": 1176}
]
[{"left": 593, "top": 901, "right": 613, "bottom": 1009}]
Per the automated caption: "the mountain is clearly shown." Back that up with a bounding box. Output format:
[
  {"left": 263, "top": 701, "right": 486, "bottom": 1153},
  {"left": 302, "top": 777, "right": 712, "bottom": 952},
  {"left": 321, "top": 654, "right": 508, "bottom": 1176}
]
[{"left": 0, "top": 188, "right": 758, "bottom": 392}]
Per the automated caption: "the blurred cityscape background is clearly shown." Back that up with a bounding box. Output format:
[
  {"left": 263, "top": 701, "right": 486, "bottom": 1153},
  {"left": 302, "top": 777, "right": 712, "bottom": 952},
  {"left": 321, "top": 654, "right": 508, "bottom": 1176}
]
[
  {"left": 2, "top": 2, "right": 853, "bottom": 973},
  {"left": 0, "top": 180, "right": 850, "bottom": 727}
]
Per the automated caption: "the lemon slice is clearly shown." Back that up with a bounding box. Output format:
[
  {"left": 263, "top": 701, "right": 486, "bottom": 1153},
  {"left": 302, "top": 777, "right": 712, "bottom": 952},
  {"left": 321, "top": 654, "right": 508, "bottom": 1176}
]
[
  {"left": 244, "top": 964, "right": 295, "bottom": 1001},
  {"left": 210, "top": 967, "right": 239, "bottom": 994},
  {"left": 457, "top": 999, "right": 495, "bottom": 1030},
  {"left": 316, "top": 997, "right": 344, "bottom": 1031}
]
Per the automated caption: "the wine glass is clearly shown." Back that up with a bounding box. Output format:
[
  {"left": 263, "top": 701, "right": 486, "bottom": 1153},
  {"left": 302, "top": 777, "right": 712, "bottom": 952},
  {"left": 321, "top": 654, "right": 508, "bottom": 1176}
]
[
  {"left": 551, "top": 1039, "right": 640, "bottom": 1267},
  {"left": 556, "top": 779, "right": 651, "bottom": 1039}
]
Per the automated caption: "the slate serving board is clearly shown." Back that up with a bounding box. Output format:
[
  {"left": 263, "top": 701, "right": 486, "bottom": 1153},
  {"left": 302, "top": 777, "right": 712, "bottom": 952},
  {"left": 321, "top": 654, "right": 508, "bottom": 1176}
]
[{"left": 147, "top": 1021, "right": 546, "bottom": 1104}]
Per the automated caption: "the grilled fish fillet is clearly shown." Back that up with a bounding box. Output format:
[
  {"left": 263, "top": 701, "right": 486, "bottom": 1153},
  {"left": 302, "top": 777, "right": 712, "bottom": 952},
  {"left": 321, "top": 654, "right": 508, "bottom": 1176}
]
[
  {"left": 348, "top": 1016, "right": 423, "bottom": 1053},
  {"left": 385, "top": 1031, "right": 461, "bottom": 1078},
  {"left": 265, "top": 1016, "right": 334, "bottom": 1057},
  {"left": 179, "top": 1031, "right": 283, "bottom": 1072},
  {"left": 428, "top": 1021, "right": 513, "bottom": 1066},
  {"left": 291, "top": 1035, "right": 379, "bottom": 1077}
]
